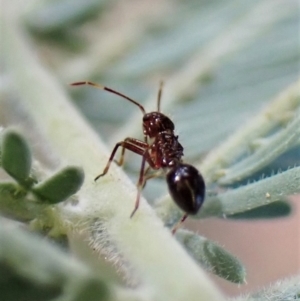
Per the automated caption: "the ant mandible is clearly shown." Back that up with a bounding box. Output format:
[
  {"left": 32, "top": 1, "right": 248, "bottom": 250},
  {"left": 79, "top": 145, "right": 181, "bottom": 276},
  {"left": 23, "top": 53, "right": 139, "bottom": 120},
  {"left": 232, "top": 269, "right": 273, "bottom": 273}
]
[{"left": 71, "top": 81, "right": 205, "bottom": 234}]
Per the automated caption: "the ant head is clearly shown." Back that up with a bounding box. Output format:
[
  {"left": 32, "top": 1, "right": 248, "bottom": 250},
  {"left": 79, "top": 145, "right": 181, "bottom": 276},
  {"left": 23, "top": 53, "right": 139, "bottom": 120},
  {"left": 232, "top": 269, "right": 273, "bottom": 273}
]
[{"left": 143, "top": 112, "right": 175, "bottom": 138}]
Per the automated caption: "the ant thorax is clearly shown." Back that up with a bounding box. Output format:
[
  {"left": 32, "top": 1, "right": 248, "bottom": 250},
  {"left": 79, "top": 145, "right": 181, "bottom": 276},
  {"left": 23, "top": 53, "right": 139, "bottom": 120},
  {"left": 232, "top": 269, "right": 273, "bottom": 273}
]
[
  {"left": 148, "top": 131, "right": 184, "bottom": 169},
  {"left": 143, "top": 111, "right": 183, "bottom": 168}
]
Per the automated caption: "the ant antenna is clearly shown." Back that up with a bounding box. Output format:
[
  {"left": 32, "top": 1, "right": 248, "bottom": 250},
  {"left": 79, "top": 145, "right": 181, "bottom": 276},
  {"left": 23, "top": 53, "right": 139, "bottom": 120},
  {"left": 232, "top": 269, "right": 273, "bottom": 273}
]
[
  {"left": 71, "top": 81, "right": 146, "bottom": 115},
  {"left": 157, "top": 81, "right": 164, "bottom": 112}
]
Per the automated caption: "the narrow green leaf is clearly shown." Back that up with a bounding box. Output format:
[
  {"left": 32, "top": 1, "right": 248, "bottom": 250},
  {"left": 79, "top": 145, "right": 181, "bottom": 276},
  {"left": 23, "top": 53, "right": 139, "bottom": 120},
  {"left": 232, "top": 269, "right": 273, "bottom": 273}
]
[
  {"left": 176, "top": 229, "right": 246, "bottom": 284},
  {"left": 1, "top": 129, "right": 33, "bottom": 186},
  {"left": 156, "top": 166, "right": 300, "bottom": 224},
  {"left": 200, "top": 166, "right": 300, "bottom": 218},
  {"left": 32, "top": 166, "right": 84, "bottom": 204},
  {"left": 201, "top": 80, "right": 300, "bottom": 184},
  {"left": 227, "top": 200, "right": 292, "bottom": 220},
  {"left": 218, "top": 110, "right": 300, "bottom": 185}
]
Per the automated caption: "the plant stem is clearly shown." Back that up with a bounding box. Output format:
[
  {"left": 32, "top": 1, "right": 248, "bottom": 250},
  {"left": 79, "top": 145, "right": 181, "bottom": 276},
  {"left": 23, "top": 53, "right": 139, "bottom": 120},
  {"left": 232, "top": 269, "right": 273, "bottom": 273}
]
[{"left": 2, "top": 1, "right": 224, "bottom": 300}]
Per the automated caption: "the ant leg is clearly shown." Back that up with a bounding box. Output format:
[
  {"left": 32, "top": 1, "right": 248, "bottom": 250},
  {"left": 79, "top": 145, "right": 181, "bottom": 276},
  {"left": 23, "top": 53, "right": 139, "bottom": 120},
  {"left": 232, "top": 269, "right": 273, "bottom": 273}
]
[
  {"left": 94, "top": 140, "right": 146, "bottom": 181},
  {"left": 114, "top": 138, "right": 148, "bottom": 166},
  {"left": 114, "top": 146, "right": 125, "bottom": 166},
  {"left": 114, "top": 139, "right": 128, "bottom": 166},
  {"left": 142, "top": 168, "right": 163, "bottom": 189},
  {"left": 141, "top": 166, "right": 152, "bottom": 188},
  {"left": 171, "top": 213, "right": 188, "bottom": 235},
  {"left": 95, "top": 142, "right": 123, "bottom": 181},
  {"left": 130, "top": 154, "right": 147, "bottom": 218}
]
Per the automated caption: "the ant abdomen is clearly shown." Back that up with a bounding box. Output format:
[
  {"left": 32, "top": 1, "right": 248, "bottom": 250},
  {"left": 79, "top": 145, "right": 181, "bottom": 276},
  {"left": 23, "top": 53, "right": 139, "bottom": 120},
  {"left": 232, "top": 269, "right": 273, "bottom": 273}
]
[{"left": 166, "top": 163, "right": 205, "bottom": 215}]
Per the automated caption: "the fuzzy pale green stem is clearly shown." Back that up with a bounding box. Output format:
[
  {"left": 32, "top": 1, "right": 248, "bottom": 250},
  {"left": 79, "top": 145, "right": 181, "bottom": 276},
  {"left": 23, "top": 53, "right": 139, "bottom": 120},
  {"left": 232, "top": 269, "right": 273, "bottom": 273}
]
[
  {"left": 229, "top": 275, "right": 300, "bottom": 301},
  {"left": 2, "top": 1, "right": 224, "bottom": 300}
]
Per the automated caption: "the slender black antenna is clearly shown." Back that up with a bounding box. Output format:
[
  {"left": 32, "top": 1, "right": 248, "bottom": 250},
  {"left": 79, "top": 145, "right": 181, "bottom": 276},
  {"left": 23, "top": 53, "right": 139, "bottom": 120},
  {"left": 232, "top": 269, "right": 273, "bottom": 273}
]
[
  {"left": 157, "top": 81, "right": 164, "bottom": 112},
  {"left": 71, "top": 81, "right": 146, "bottom": 115}
]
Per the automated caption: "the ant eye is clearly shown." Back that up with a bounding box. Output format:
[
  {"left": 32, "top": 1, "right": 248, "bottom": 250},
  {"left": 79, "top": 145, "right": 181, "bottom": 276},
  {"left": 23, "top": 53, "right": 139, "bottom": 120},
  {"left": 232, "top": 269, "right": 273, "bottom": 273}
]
[{"left": 166, "top": 164, "right": 205, "bottom": 215}]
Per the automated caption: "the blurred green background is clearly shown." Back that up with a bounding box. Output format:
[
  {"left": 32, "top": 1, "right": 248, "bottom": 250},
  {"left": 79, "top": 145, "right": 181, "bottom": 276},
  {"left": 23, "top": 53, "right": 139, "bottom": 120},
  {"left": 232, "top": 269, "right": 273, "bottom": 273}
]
[{"left": 1, "top": 0, "right": 299, "bottom": 297}]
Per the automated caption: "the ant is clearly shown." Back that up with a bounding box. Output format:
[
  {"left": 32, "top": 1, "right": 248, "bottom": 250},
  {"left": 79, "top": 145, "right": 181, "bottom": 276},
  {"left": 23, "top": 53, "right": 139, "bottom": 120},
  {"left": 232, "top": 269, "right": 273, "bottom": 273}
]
[{"left": 71, "top": 81, "right": 205, "bottom": 234}]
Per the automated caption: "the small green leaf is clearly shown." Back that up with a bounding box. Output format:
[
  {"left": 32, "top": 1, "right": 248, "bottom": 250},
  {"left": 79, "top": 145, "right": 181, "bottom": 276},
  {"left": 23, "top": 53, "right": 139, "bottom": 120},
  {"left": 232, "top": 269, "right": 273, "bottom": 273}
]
[
  {"left": 1, "top": 129, "right": 32, "bottom": 186},
  {"left": 202, "top": 240, "right": 246, "bottom": 284},
  {"left": 32, "top": 166, "right": 84, "bottom": 204},
  {"left": 176, "top": 229, "right": 246, "bottom": 284}
]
